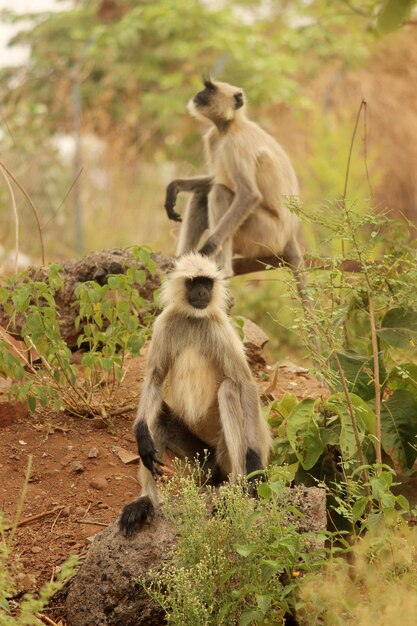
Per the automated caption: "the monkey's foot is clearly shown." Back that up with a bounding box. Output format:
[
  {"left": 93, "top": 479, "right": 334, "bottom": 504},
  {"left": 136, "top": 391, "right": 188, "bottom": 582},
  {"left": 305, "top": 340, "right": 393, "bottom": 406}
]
[{"left": 118, "top": 496, "right": 155, "bottom": 537}]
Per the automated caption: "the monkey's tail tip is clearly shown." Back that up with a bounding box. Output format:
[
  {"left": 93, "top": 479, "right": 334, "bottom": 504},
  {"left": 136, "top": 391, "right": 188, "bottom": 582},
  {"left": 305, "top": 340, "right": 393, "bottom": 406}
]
[{"left": 118, "top": 496, "right": 155, "bottom": 537}]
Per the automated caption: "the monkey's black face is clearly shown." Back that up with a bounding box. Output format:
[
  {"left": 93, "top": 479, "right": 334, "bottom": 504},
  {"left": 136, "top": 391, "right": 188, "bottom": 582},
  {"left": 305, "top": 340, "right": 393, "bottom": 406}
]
[
  {"left": 193, "top": 79, "right": 217, "bottom": 108},
  {"left": 185, "top": 276, "right": 214, "bottom": 309}
]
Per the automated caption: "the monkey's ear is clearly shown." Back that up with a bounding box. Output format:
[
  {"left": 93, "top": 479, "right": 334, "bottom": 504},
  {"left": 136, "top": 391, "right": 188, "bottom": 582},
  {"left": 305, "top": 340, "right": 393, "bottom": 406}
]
[
  {"left": 234, "top": 92, "right": 244, "bottom": 109},
  {"left": 202, "top": 74, "right": 216, "bottom": 91}
]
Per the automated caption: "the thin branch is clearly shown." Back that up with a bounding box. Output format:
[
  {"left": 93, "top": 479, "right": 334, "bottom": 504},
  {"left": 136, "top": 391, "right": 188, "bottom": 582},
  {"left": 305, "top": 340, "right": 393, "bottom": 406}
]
[
  {"left": 368, "top": 295, "right": 382, "bottom": 465},
  {"left": 0, "top": 159, "right": 45, "bottom": 265},
  {"left": 5, "top": 505, "right": 64, "bottom": 532},
  {"left": 333, "top": 353, "right": 370, "bottom": 493},
  {"left": 41, "top": 167, "right": 84, "bottom": 230},
  {"left": 362, "top": 100, "right": 374, "bottom": 199},
  {"left": 0, "top": 164, "right": 19, "bottom": 272}
]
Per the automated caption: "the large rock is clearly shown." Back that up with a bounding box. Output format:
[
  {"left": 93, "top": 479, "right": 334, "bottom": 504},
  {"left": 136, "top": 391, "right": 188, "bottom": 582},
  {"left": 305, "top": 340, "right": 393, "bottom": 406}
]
[
  {"left": 65, "top": 486, "right": 326, "bottom": 626},
  {"left": 66, "top": 512, "right": 174, "bottom": 626}
]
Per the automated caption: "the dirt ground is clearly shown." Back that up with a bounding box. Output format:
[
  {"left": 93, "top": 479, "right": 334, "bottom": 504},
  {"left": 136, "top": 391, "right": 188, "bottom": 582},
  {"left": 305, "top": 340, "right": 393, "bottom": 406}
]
[{"left": 0, "top": 350, "right": 326, "bottom": 623}]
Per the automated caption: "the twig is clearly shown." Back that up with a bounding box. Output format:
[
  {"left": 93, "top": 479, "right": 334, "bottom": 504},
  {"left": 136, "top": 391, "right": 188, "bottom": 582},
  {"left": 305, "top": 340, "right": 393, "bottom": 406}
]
[
  {"left": 7, "top": 456, "right": 33, "bottom": 543},
  {"left": 333, "top": 352, "right": 370, "bottom": 493},
  {"left": 82, "top": 502, "right": 92, "bottom": 519},
  {"left": 368, "top": 295, "right": 382, "bottom": 465},
  {"left": 0, "top": 164, "right": 19, "bottom": 272},
  {"left": 109, "top": 404, "right": 136, "bottom": 416},
  {"left": 50, "top": 506, "right": 64, "bottom": 531},
  {"left": 41, "top": 167, "right": 84, "bottom": 230},
  {"left": 76, "top": 519, "right": 108, "bottom": 526},
  {"left": 35, "top": 613, "right": 60, "bottom": 626},
  {"left": 0, "top": 159, "right": 45, "bottom": 265},
  {"left": 5, "top": 505, "right": 64, "bottom": 532}
]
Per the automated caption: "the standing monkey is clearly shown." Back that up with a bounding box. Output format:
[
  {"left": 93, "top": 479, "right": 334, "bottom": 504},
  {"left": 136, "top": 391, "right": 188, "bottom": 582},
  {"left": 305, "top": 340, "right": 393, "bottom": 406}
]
[
  {"left": 165, "top": 78, "right": 304, "bottom": 291},
  {"left": 119, "top": 253, "right": 271, "bottom": 537}
]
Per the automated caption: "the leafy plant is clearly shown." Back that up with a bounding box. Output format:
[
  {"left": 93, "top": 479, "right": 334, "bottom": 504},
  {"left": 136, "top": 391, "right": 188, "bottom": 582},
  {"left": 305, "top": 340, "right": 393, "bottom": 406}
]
[
  {"left": 142, "top": 471, "right": 328, "bottom": 626},
  {"left": 297, "top": 515, "right": 417, "bottom": 626},
  {"left": 0, "top": 246, "right": 157, "bottom": 417}
]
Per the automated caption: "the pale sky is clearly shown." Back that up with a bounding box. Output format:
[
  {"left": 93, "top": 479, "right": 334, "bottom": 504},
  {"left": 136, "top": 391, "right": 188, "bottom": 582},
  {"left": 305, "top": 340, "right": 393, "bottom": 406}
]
[{"left": 0, "top": 0, "right": 71, "bottom": 66}]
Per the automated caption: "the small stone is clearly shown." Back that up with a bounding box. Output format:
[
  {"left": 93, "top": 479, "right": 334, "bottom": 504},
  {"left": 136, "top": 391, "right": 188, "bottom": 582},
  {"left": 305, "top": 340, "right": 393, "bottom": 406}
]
[
  {"left": 113, "top": 446, "right": 139, "bottom": 465},
  {"left": 97, "top": 503, "right": 109, "bottom": 510},
  {"left": 86, "top": 534, "right": 97, "bottom": 544},
  {"left": 89, "top": 477, "right": 108, "bottom": 491},
  {"left": 31, "top": 546, "right": 42, "bottom": 554},
  {"left": 61, "top": 507, "right": 70, "bottom": 518},
  {"left": 88, "top": 447, "right": 99, "bottom": 459},
  {"left": 70, "top": 461, "right": 85, "bottom": 474},
  {"left": 74, "top": 506, "right": 86, "bottom": 517}
]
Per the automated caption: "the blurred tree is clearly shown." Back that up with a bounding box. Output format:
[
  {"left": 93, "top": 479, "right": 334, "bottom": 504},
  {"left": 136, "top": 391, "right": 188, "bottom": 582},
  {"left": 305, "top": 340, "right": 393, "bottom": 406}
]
[{"left": 1, "top": 0, "right": 415, "bottom": 162}]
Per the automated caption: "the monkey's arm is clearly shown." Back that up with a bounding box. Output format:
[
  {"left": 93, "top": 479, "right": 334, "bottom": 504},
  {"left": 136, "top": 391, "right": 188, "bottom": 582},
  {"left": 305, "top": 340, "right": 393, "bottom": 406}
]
[
  {"left": 165, "top": 175, "right": 213, "bottom": 222},
  {"left": 133, "top": 327, "right": 169, "bottom": 476},
  {"left": 199, "top": 163, "right": 260, "bottom": 256}
]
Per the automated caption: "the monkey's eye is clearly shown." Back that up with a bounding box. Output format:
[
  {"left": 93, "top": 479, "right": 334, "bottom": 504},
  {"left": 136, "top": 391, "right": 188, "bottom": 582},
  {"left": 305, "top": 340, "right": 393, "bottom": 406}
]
[{"left": 234, "top": 92, "right": 244, "bottom": 109}]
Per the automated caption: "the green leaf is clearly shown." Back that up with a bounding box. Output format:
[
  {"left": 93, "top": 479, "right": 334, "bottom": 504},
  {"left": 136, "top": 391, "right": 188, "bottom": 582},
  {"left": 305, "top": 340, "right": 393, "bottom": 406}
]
[
  {"left": 239, "top": 609, "right": 264, "bottom": 626},
  {"left": 28, "top": 395, "right": 36, "bottom": 412},
  {"left": 380, "top": 390, "right": 417, "bottom": 470},
  {"left": 377, "top": 0, "right": 415, "bottom": 34},
  {"left": 236, "top": 544, "right": 256, "bottom": 557},
  {"left": 351, "top": 496, "right": 368, "bottom": 522},
  {"left": 256, "top": 594, "right": 271, "bottom": 614},
  {"left": 377, "top": 307, "right": 417, "bottom": 349},
  {"left": 388, "top": 363, "right": 417, "bottom": 394},
  {"left": 332, "top": 350, "right": 386, "bottom": 401},
  {"left": 287, "top": 399, "right": 324, "bottom": 470}
]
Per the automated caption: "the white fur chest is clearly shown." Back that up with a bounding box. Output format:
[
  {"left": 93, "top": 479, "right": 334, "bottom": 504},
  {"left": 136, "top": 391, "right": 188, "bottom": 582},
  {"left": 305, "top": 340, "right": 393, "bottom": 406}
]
[{"left": 165, "top": 347, "right": 220, "bottom": 425}]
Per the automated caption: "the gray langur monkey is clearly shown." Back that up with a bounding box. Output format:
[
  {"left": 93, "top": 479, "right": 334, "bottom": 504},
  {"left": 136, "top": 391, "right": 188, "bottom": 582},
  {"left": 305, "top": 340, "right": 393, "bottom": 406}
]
[
  {"left": 119, "top": 253, "right": 272, "bottom": 537},
  {"left": 164, "top": 78, "right": 304, "bottom": 295}
]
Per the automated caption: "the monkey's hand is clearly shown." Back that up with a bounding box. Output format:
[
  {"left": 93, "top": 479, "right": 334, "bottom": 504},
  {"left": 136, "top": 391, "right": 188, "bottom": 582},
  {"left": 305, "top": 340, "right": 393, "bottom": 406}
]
[
  {"left": 138, "top": 437, "right": 164, "bottom": 477},
  {"left": 165, "top": 182, "right": 182, "bottom": 222},
  {"left": 198, "top": 238, "right": 217, "bottom": 257}
]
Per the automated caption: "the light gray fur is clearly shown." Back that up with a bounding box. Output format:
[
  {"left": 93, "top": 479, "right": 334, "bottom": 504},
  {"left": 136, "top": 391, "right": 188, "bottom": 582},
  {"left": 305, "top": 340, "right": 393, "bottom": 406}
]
[{"left": 133, "top": 254, "right": 271, "bottom": 507}]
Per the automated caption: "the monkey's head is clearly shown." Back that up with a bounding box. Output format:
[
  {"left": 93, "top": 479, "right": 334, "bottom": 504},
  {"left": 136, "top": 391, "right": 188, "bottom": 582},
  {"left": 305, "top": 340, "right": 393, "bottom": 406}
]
[
  {"left": 188, "top": 78, "right": 246, "bottom": 126},
  {"left": 161, "top": 253, "right": 229, "bottom": 318}
]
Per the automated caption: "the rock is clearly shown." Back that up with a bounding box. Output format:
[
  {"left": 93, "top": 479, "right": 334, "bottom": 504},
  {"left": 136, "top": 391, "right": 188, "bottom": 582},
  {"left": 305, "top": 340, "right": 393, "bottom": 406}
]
[
  {"left": 66, "top": 513, "right": 173, "bottom": 626},
  {"left": 87, "top": 447, "right": 99, "bottom": 459},
  {"left": 0, "top": 399, "right": 29, "bottom": 428},
  {"left": 89, "top": 477, "right": 108, "bottom": 491},
  {"left": 65, "top": 487, "right": 325, "bottom": 626},
  {"left": 242, "top": 317, "right": 270, "bottom": 366},
  {"left": 70, "top": 461, "right": 85, "bottom": 474},
  {"left": 112, "top": 446, "right": 139, "bottom": 465}
]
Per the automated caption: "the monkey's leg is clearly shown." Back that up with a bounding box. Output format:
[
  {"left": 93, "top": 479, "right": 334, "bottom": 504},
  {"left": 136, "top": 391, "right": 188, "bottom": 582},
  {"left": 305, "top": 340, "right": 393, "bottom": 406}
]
[
  {"left": 203, "top": 184, "right": 235, "bottom": 276},
  {"left": 217, "top": 378, "right": 246, "bottom": 477},
  {"left": 119, "top": 404, "right": 224, "bottom": 536},
  {"left": 176, "top": 191, "right": 209, "bottom": 256},
  {"left": 119, "top": 417, "right": 165, "bottom": 537}
]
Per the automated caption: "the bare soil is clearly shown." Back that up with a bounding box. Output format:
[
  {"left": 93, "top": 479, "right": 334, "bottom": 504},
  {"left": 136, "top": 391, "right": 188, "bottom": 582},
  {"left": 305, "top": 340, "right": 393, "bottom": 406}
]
[{"left": 0, "top": 350, "right": 326, "bottom": 623}]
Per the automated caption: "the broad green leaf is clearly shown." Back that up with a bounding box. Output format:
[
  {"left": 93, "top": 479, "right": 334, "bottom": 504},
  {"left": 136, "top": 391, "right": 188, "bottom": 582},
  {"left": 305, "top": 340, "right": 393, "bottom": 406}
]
[
  {"left": 240, "top": 610, "right": 264, "bottom": 626},
  {"left": 377, "top": 0, "right": 415, "bottom": 34},
  {"left": 287, "top": 399, "right": 324, "bottom": 470},
  {"left": 351, "top": 496, "right": 368, "bottom": 522},
  {"left": 256, "top": 594, "right": 271, "bottom": 614},
  {"left": 276, "top": 393, "right": 299, "bottom": 419},
  {"left": 377, "top": 307, "right": 417, "bottom": 349},
  {"left": 324, "top": 396, "right": 360, "bottom": 460},
  {"left": 380, "top": 390, "right": 417, "bottom": 470},
  {"left": 332, "top": 350, "right": 386, "bottom": 401}
]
